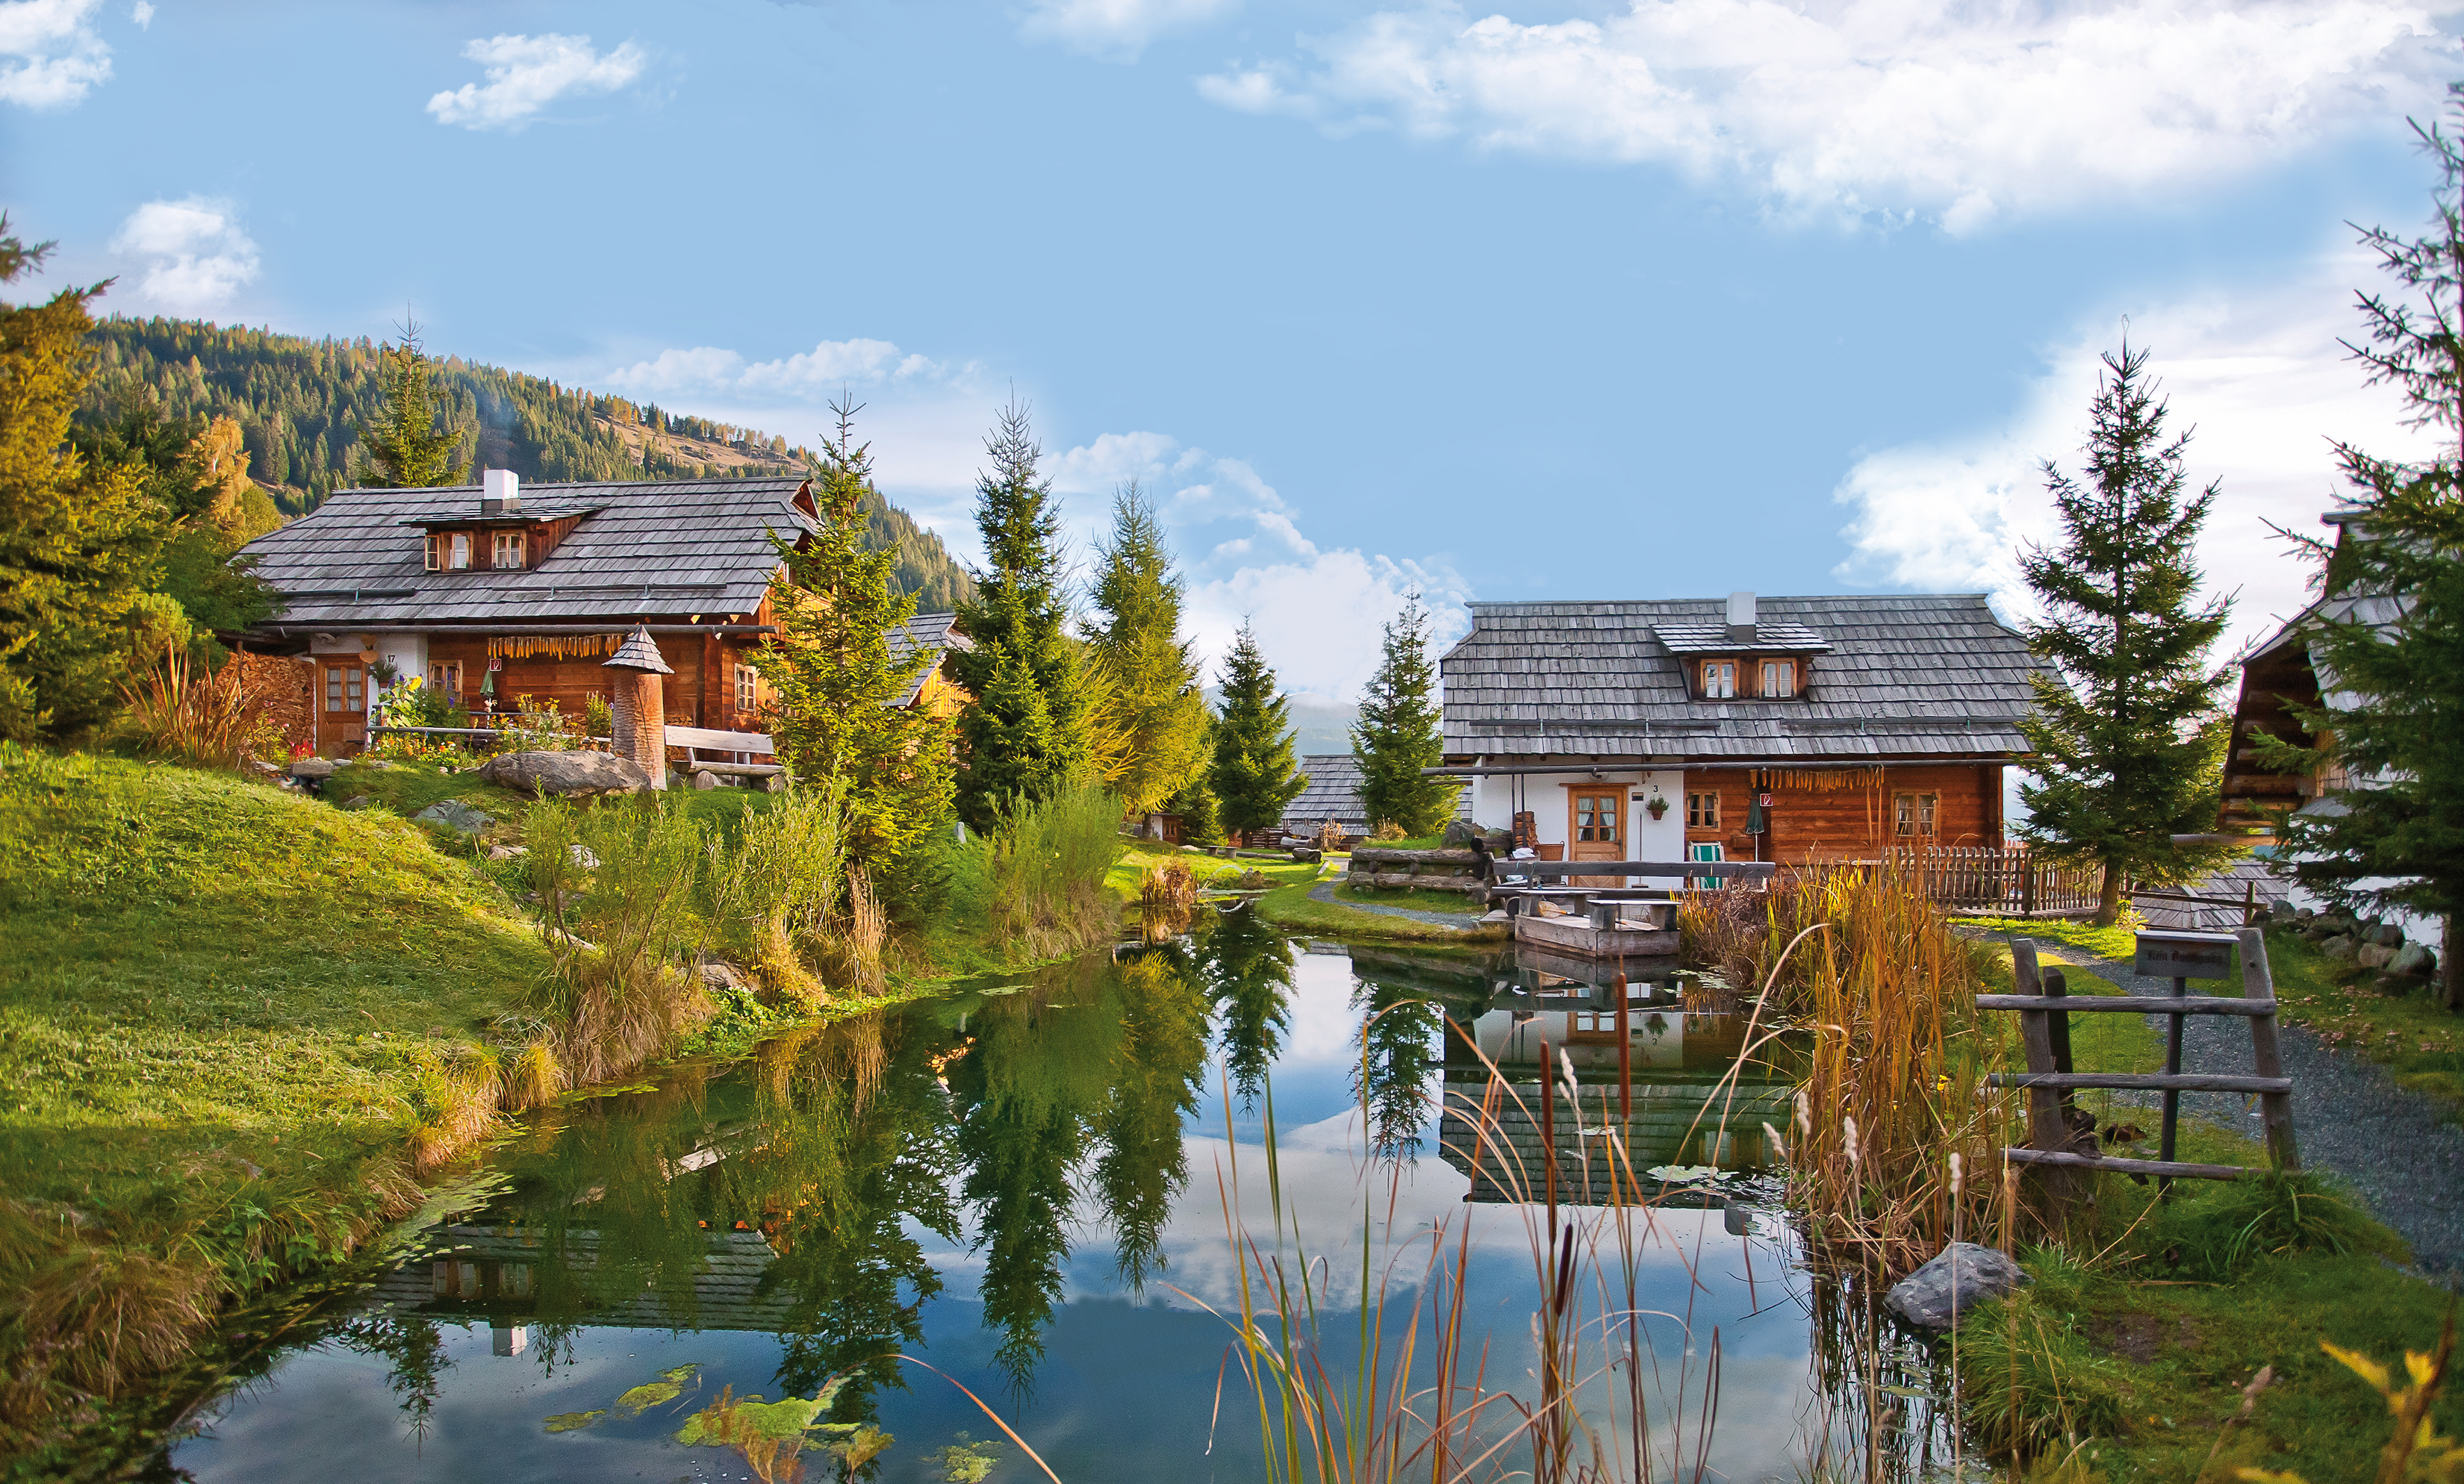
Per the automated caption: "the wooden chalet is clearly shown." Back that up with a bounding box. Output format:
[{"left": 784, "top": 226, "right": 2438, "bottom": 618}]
[
  {"left": 1437, "top": 591, "right": 2049, "bottom": 870},
  {"left": 236, "top": 470, "right": 971, "bottom": 757}
]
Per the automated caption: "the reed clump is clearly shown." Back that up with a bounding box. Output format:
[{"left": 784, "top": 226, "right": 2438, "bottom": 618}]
[
  {"left": 980, "top": 782, "right": 1122, "bottom": 961},
  {"left": 524, "top": 797, "right": 715, "bottom": 1087}
]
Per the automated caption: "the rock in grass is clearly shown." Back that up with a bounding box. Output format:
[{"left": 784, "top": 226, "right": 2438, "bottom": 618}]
[
  {"left": 2391, "top": 941, "right": 2437, "bottom": 978},
  {"left": 2357, "top": 942, "right": 2395, "bottom": 970},
  {"left": 1884, "top": 1241, "right": 2028, "bottom": 1332},
  {"left": 2321, "top": 935, "right": 2355, "bottom": 961},
  {"left": 474, "top": 749, "right": 652, "bottom": 797},
  {"left": 338, "top": 794, "right": 373, "bottom": 811},
  {"left": 413, "top": 799, "right": 494, "bottom": 835}
]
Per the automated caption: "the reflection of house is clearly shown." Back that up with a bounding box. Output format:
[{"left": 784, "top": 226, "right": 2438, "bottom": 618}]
[
  {"left": 373, "top": 1223, "right": 796, "bottom": 1335},
  {"left": 1437, "top": 592, "right": 2047, "bottom": 871}
]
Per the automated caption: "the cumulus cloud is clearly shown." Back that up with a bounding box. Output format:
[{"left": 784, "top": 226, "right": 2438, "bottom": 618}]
[
  {"left": 0, "top": 0, "right": 111, "bottom": 107},
  {"left": 110, "top": 196, "right": 260, "bottom": 313},
  {"left": 426, "top": 33, "right": 645, "bottom": 131},
  {"left": 1831, "top": 248, "right": 2441, "bottom": 657},
  {"left": 1021, "top": 0, "right": 1237, "bottom": 60},
  {"left": 1042, "top": 428, "right": 1471, "bottom": 699},
  {"left": 129, "top": 1, "right": 148, "bottom": 28},
  {"left": 606, "top": 337, "right": 950, "bottom": 399},
  {"left": 1199, "top": 0, "right": 2451, "bottom": 228}
]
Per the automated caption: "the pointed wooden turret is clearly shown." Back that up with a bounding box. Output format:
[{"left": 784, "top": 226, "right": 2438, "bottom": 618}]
[{"left": 603, "top": 626, "right": 673, "bottom": 788}]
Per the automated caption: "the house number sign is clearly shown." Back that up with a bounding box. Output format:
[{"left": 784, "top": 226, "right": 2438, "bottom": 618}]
[{"left": 2132, "top": 930, "right": 2236, "bottom": 982}]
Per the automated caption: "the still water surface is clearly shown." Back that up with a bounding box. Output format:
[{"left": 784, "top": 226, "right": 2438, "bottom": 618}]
[{"left": 167, "top": 911, "right": 1870, "bottom": 1483}]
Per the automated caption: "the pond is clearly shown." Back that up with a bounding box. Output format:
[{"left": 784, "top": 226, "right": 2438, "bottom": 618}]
[{"left": 158, "top": 909, "right": 1935, "bottom": 1483}]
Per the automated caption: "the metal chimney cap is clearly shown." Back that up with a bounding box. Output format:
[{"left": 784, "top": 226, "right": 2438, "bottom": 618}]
[{"left": 603, "top": 626, "right": 673, "bottom": 674}]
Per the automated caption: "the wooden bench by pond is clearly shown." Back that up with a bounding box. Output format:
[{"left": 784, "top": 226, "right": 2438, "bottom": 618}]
[{"left": 664, "top": 726, "right": 788, "bottom": 792}]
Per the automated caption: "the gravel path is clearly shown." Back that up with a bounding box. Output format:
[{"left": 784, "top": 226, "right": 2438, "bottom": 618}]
[
  {"left": 1305, "top": 879, "right": 1490, "bottom": 930},
  {"left": 2028, "top": 938, "right": 2464, "bottom": 1285}
]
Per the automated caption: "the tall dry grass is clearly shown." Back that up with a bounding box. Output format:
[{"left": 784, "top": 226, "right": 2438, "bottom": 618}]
[
  {"left": 524, "top": 797, "right": 715, "bottom": 1086},
  {"left": 113, "top": 640, "right": 281, "bottom": 772}
]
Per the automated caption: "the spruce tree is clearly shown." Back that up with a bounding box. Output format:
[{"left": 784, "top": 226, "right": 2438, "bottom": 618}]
[
  {"left": 1207, "top": 622, "right": 1308, "bottom": 842},
  {"left": 0, "top": 220, "right": 169, "bottom": 740},
  {"left": 1351, "top": 592, "right": 1452, "bottom": 836},
  {"left": 1086, "top": 482, "right": 1208, "bottom": 814},
  {"left": 756, "top": 400, "right": 956, "bottom": 876},
  {"left": 355, "top": 327, "right": 464, "bottom": 488},
  {"left": 2259, "top": 93, "right": 2464, "bottom": 1011},
  {"left": 945, "top": 402, "right": 1089, "bottom": 830},
  {"left": 2015, "top": 343, "right": 2238, "bottom": 926}
]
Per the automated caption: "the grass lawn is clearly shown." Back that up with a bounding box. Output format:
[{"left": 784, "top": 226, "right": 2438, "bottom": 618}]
[
  {"left": 0, "top": 748, "right": 560, "bottom": 1466},
  {"left": 1326, "top": 879, "right": 1490, "bottom": 916},
  {"left": 324, "top": 755, "right": 778, "bottom": 838},
  {"left": 1953, "top": 914, "right": 2141, "bottom": 961},
  {"left": 1968, "top": 940, "right": 2463, "bottom": 1477},
  {"left": 2262, "top": 925, "right": 2464, "bottom": 1123}
]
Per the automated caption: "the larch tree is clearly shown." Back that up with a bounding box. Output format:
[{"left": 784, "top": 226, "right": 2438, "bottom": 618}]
[
  {"left": 1207, "top": 622, "right": 1308, "bottom": 842},
  {"left": 356, "top": 327, "right": 466, "bottom": 488},
  {"left": 2257, "top": 92, "right": 2464, "bottom": 1011},
  {"left": 0, "top": 221, "right": 170, "bottom": 741},
  {"left": 2015, "top": 342, "right": 2239, "bottom": 926},
  {"left": 1084, "top": 482, "right": 1208, "bottom": 814},
  {"left": 945, "top": 401, "right": 1089, "bottom": 830},
  {"left": 1351, "top": 592, "right": 1453, "bottom": 836},
  {"left": 756, "top": 399, "right": 956, "bottom": 877}
]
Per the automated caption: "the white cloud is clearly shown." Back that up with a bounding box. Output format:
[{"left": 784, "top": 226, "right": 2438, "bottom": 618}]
[
  {"left": 1043, "top": 428, "right": 1471, "bottom": 699},
  {"left": 128, "top": 1, "right": 149, "bottom": 28},
  {"left": 1831, "top": 246, "right": 2441, "bottom": 658},
  {"left": 0, "top": 0, "right": 111, "bottom": 107},
  {"left": 426, "top": 33, "right": 645, "bottom": 131},
  {"left": 109, "top": 196, "right": 259, "bottom": 313},
  {"left": 606, "top": 336, "right": 953, "bottom": 400},
  {"left": 1199, "top": 0, "right": 2453, "bottom": 229},
  {"left": 1021, "top": 0, "right": 1237, "bottom": 60}
]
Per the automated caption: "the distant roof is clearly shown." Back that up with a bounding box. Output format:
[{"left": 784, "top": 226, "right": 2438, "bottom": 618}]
[
  {"left": 1281, "top": 753, "right": 1365, "bottom": 830},
  {"left": 237, "top": 476, "right": 814, "bottom": 629},
  {"left": 887, "top": 611, "right": 973, "bottom": 705},
  {"left": 1442, "top": 593, "right": 2048, "bottom": 763}
]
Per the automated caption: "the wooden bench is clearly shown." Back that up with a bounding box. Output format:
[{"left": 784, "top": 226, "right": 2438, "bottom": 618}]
[{"left": 664, "top": 726, "right": 788, "bottom": 791}]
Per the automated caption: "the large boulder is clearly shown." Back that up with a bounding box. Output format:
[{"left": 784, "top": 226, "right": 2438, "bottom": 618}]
[
  {"left": 2369, "top": 923, "right": 2407, "bottom": 948},
  {"left": 2392, "top": 941, "right": 2438, "bottom": 979},
  {"left": 2357, "top": 942, "right": 2396, "bottom": 970},
  {"left": 476, "top": 749, "right": 652, "bottom": 797},
  {"left": 2321, "top": 935, "right": 2355, "bottom": 961},
  {"left": 1884, "top": 1241, "right": 2029, "bottom": 1332}
]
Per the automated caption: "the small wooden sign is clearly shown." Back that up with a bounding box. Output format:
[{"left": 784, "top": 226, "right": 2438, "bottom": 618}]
[{"left": 2133, "top": 930, "right": 2237, "bottom": 982}]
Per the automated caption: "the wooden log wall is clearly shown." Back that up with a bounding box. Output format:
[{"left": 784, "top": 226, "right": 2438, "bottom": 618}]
[
  {"left": 1681, "top": 761, "right": 2004, "bottom": 863},
  {"left": 426, "top": 632, "right": 769, "bottom": 732}
]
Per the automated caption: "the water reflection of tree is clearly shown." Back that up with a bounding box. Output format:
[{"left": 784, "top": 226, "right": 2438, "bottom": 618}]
[
  {"left": 1095, "top": 949, "right": 1210, "bottom": 1289},
  {"left": 1351, "top": 978, "right": 1444, "bottom": 1161},
  {"left": 738, "top": 1014, "right": 962, "bottom": 1428},
  {"left": 1200, "top": 906, "right": 1294, "bottom": 1108}
]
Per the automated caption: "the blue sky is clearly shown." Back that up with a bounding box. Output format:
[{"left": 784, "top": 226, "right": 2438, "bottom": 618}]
[{"left": 3, "top": 0, "right": 2458, "bottom": 698}]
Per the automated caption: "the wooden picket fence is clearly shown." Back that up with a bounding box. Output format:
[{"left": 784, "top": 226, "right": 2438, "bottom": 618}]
[{"left": 1893, "top": 845, "right": 2103, "bottom": 917}]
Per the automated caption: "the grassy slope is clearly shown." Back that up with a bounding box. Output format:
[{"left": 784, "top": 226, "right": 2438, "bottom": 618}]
[{"left": 1975, "top": 944, "right": 2463, "bottom": 1477}]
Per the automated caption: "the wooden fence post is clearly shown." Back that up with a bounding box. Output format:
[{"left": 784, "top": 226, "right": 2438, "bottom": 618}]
[
  {"left": 2237, "top": 926, "right": 2301, "bottom": 1172},
  {"left": 2010, "top": 940, "right": 2088, "bottom": 1218},
  {"left": 2021, "top": 855, "right": 2038, "bottom": 917}
]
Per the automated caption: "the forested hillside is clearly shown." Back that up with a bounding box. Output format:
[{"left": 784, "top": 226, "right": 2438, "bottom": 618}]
[{"left": 78, "top": 318, "right": 976, "bottom": 611}]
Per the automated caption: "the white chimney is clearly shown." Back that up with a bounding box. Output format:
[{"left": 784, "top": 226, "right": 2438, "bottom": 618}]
[
  {"left": 482, "top": 468, "right": 520, "bottom": 516},
  {"left": 1726, "top": 590, "right": 1755, "bottom": 638}
]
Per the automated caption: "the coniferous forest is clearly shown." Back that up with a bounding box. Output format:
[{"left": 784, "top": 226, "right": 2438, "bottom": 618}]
[{"left": 77, "top": 317, "right": 976, "bottom": 611}]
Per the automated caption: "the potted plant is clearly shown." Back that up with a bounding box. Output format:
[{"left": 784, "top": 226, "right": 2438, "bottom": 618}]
[{"left": 1645, "top": 789, "right": 1670, "bottom": 821}]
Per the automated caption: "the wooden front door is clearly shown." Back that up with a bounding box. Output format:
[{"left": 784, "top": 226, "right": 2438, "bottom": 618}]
[
  {"left": 320, "top": 661, "right": 366, "bottom": 752},
  {"left": 1568, "top": 786, "right": 1623, "bottom": 886}
]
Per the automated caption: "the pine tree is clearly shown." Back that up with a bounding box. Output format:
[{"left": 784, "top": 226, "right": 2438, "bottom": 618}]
[
  {"left": 1351, "top": 592, "right": 1452, "bottom": 836},
  {"left": 355, "top": 327, "right": 466, "bottom": 488},
  {"left": 0, "top": 220, "right": 171, "bottom": 740},
  {"left": 2259, "top": 91, "right": 2464, "bottom": 1011},
  {"left": 1085, "top": 482, "right": 1208, "bottom": 814},
  {"left": 756, "top": 400, "right": 956, "bottom": 876},
  {"left": 1207, "top": 622, "right": 1308, "bottom": 842},
  {"left": 2015, "top": 343, "right": 2238, "bottom": 926},
  {"left": 945, "top": 402, "right": 1089, "bottom": 830}
]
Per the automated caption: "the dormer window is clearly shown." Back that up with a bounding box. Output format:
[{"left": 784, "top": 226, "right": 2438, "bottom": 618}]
[
  {"left": 448, "top": 532, "right": 473, "bottom": 570},
  {"left": 1702, "top": 660, "right": 1736, "bottom": 699},
  {"left": 1761, "top": 659, "right": 1796, "bottom": 698},
  {"left": 424, "top": 534, "right": 441, "bottom": 571},
  {"left": 491, "top": 530, "right": 525, "bottom": 570}
]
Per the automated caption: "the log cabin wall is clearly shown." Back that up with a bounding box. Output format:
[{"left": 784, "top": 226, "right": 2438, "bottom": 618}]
[
  {"left": 1681, "top": 762, "right": 2003, "bottom": 862},
  {"left": 423, "top": 632, "right": 772, "bottom": 730}
]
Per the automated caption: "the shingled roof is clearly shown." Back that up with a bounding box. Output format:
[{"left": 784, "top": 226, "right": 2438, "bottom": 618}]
[
  {"left": 1442, "top": 593, "right": 2047, "bottom": 763},
  {"left": 1281, "top": 754, "right": 1366, "bottom": 833},
  {"left": 887, "top": 611, "right": 974, "bottom": 705},
  {"left": 237, "top": 476, "right": 815, "bottom": 630}
]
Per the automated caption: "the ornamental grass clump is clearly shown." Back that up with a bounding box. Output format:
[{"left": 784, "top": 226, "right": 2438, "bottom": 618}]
[
  {"left": 981, "top": 781, "right": 1123, "bottom": 962},
  {"left": 113, "top": 640, "right": 281, "bottom": 773},
  {"left": 524, "top": 796, "right": 714, "bottom": 1086},
  {"left": 1954, "top": 1291, "right": 2126, "bottom": 1457}
]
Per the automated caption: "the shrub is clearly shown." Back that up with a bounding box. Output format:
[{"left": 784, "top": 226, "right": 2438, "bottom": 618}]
[
  {"left": 981, "top": 780, "right": 1124, "bottom": 961},
  {"left": 709, "top": 782, "right": 849, "bottom": 1007},
  {"left": 112, "top": 640, "right": 281, "bottom": 772},
  {"left": 524, "top": 796, "right": 714, "bottom": 1085}
]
